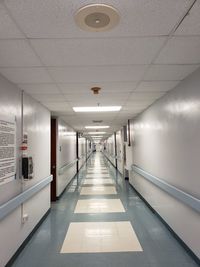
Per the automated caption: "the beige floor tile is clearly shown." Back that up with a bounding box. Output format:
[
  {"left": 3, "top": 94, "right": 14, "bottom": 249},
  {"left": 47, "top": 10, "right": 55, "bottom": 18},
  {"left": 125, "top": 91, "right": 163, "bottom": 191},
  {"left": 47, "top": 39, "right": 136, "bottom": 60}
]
[
  {"left": 86, "top": 174, "right": 110, "bottom": 179},
  {"left": 87, "top": 170, "right": 109, "bottom": 174},
  {"left": 81, "top": 237, "right": 101, "bottom": 253},
  {"left": 60, "top": 221, "right": 143, "bottom": 253},
  {"left": 87, "top": 170, "right": 108, "bottom": 173},
  {"left": 86, "top": 173, "right": 109, "bottom": 176},
  {"left": 86, "top": 172, "right": 109, "bottom": 175},
  {"left": 80, "top": 186, "right": 117, "bottom": 195},
  {"left": 90, "top": 167, "right": 106, "bottom": 170},
  {"left": 91, "top": 165, "right": 106, "bottom": 167},
  {"left": 92, "top": 166, "right": 106, "bottom": 170},
  {"left": 83, "top": 178, "right": 114, "bottom": 185},
  {"left": 86, "top": 174, "right": 109, "bottom": 177},
  {"left": 74, "top": 199, "right": 125, "bottom": 213}
]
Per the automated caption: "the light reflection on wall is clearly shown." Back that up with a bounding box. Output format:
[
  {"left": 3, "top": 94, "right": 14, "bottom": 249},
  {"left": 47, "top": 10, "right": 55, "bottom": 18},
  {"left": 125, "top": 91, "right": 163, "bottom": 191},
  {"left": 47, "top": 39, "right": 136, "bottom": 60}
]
[
  {"left": 58, "top": 125, "right": 76, "bottom": 137},
  {"left": 134, "top": 121, "right": 163, "bottom": 131},
  {"left": 165, "top": 100, "right": 200, "bottom": 115}
]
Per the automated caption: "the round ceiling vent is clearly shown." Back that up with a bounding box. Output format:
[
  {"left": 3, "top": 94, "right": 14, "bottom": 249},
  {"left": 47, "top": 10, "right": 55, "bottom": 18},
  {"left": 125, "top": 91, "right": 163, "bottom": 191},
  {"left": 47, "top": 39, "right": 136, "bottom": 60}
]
[{"left": 75, "top": 4, "right": 120, "bottom": 32}]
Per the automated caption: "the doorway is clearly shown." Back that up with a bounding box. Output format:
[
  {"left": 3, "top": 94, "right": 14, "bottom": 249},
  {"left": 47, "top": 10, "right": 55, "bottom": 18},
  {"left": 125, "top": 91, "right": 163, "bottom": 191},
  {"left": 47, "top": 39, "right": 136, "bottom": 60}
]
[{"left": 51, "top": 118, "right": 57, "bottom": 201}]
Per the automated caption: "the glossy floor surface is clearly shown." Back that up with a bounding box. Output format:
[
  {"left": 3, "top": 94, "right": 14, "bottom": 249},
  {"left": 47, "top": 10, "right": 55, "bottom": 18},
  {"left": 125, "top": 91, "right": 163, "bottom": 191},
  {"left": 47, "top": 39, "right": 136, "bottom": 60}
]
[{"left": 10, "top": 153, "right": 199, "bottom": 267}]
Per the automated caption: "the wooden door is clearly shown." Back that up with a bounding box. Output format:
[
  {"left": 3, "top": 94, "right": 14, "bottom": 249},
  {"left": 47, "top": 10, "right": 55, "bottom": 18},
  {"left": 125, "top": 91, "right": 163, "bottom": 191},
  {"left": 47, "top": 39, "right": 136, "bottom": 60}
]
[{"left": 51, "top": 118, "right": 57, "bottom": 201}]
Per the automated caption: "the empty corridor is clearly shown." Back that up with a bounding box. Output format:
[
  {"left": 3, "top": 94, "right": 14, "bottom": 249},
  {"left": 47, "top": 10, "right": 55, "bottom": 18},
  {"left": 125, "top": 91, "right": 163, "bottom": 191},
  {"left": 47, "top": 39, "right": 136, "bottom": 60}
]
[{"left": 10, "top": 153, "right": 198, "bottom": 267}]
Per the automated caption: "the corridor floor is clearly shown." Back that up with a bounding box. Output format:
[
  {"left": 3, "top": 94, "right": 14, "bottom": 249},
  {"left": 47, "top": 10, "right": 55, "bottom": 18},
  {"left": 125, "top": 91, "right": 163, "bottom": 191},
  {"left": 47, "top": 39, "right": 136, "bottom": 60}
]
[{"left": 10, "top": 153, "right": 198, "bottom": 267}]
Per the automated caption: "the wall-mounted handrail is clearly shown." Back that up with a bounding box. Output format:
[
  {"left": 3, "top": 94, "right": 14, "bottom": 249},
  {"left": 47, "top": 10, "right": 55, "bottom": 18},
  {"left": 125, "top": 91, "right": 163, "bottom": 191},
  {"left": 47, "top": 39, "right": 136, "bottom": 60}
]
[
  {"left": 59, "top": 159, "right": 78, "bottom": 175},
  {"left": 132, "top": 165, "right": 200, "bottom": 213},
  {"left": 0, "top": 175, "right": 53, "bottom": 221}
]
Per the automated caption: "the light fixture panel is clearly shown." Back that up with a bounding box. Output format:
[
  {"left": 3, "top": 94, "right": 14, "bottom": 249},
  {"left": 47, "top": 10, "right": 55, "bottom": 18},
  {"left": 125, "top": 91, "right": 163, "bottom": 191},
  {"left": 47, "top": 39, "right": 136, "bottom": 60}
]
[
  {"left": 73, "top": 106, "right": 121, "bottom": 112},
  {"left": 85, "top": 126, "right": 110, "bottom": 129},
  {"left": 88, "top": 132, "right": 106, "bottom": 134}
]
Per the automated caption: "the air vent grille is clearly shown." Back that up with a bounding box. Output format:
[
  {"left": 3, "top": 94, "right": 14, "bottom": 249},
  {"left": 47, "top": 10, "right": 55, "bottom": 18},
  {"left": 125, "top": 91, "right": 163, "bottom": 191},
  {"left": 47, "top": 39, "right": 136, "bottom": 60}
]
[{"left": 92, "top": 120, "right": 103, "bottom": 123}]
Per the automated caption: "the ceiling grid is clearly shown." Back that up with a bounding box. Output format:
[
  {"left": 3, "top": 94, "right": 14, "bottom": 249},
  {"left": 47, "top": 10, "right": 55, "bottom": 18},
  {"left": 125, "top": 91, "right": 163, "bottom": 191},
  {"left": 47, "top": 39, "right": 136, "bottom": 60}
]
[{"left": 0, "top": 0, "right": 199, "bottom": 134}]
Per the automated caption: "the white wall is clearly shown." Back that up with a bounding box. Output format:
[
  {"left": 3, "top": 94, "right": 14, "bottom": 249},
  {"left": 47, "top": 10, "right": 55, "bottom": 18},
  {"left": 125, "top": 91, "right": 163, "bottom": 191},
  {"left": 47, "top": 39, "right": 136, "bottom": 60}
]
[
  {"left": 78, "top": 137, "right": 86, "bottom": 170},
  {"left": 56, "top": 118, "right": 76, "bottom": 197},
  {"left": 23, "top": 93, "right": 50, "bottom": 188},
  {"left": 86, "top": 139, "right": 92, "bottom": 159},
  {"left": 116, "top": 129, "right": 123, "bottom": 174},
  {"left": 0, "top": 74, "right": 51, "bottom": 267},
  {"left": 129, "top": 68, "right": 200, "bottom": 258},
  {"left": 103, "top": 134, "right": 116, "bottom": 167}
]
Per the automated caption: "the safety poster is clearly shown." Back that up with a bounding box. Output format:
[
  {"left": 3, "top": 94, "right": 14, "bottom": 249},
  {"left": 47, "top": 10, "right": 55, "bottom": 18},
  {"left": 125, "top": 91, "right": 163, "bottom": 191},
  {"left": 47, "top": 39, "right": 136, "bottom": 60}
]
[{"left": 0, "top": 116, "right": 16, "bottom": 185}]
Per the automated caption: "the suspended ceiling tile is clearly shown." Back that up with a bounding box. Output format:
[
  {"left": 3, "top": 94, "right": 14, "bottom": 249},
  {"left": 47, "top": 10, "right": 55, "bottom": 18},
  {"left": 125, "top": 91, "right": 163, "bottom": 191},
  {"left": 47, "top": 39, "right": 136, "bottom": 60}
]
[
  {"left": 30, "top": 37, "right": 166, "bottom": 66},
  {"left": 69, "top": 92, "right": 128, "bottom": 100},
  {"left": 98, "top": 93, "right": 129, "bottom": 101},
  {"left": 0, "top": 4, "right": 24, "bottom": 39},
  {"left": 123, "top": 105, "right": 150, "bottom": 112},
  {"left": 155, "top": 37, "right": 200, "bottom": 64},
  {"left": 74, "top": 113, "right": 117, "bottom": 119},
  {"left": 175, "top": 1, "right": 200, "bottom": 36},
  {"left": 58, "top": 81, "right": 138, "bottom": 94},
  {"left": 115, "top": 113, "right": 134, "bottom": 119},
  {"left": 123, "top": 104, "right": 149, "bottom": 110},
  {"left": 0, "top": 67, "right": 52, "bottom": 83},
  {"left": 18, "top": 83, "right": 60, "bottom": 94},
  {"left": 0, "top": 40, "right": 41, "bottom": 67},
  {"left": 135, "top": 81, "right": 180, "bottom": 92},
  {"left": 123, "top": 107, "right": 148, "bottom": 114},
  {"left": 51, "top": 112, "right": 75, "bottom": 117},
  {"left": 144, "top": 64, "right": 199, "bottom": 81},
  {"left": 30, "top": 94, "right": 65, "bottom": 102},
  {"left": 119, "top": 110, "right": 139, "bottom": 115},
  {"left": 5, "top": 0, "right": 194, "bottom": 37},
  {"left": 48, "top": 65, "right": 147, "bottom": 83},
  {"left": 42, "top": 102, "right": 72, "bottom": 112},
  {"left": 70, "top": 100, "right": 124, "bottom": 106},
  {"left": 129, "top": 92, "right": 165, "bottom": 101},
  {"left": 60, "top": 115, "right": 77, "bottom": 122}
]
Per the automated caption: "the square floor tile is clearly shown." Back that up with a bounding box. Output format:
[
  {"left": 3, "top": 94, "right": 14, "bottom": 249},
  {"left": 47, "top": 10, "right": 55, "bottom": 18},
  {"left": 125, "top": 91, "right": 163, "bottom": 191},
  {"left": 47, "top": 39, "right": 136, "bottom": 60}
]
[
  {"left": 80, "top": 186, "right": 117, "bottom": 195},
  {"left": 60, "top": 221, "right": 143, "bottom": 253},
  {"left": 88, "top": 167, "right": 107, "bottom": 170},
  {"left": 86, "top": 174, "right": 110, "bottom": 179},
  {"left": 83, "top": 178, "right": 114, "bottom": 185},
  {"left": 74, "top": 199, "right": 125, "bottom": 213},
  {"left": 93, "top": 166, "right": 106, "bottom": 169},
  {"left": 87, "top": 171, "right": 109, "bottom": 173},
  {"left": 88, "top": 169, "right": 108, "bottom": 172},
  {"left": 87, "top": 171, "right": 109, "bottom": 174}
]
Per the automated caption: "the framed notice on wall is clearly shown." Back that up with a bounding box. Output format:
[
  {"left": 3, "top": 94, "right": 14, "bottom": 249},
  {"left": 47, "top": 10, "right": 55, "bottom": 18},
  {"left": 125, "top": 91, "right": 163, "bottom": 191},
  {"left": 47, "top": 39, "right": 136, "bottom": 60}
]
[{"left": 0, "top": 116, "right": 16, "bottom": 185}]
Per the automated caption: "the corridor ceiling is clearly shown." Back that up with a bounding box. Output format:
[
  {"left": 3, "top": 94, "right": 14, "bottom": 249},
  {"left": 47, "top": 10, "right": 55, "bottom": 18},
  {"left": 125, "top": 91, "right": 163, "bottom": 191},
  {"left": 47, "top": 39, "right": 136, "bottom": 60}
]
[{"left": 0, "top": 0, "right": 200, "bottom": 134}]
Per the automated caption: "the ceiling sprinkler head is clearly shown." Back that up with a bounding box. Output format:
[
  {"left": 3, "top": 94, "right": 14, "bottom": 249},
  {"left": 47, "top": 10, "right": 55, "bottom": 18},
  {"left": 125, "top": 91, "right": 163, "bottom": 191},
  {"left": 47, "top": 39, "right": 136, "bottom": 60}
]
[{"left": 91, "top": 87, "right": 101, "bottom": 95}]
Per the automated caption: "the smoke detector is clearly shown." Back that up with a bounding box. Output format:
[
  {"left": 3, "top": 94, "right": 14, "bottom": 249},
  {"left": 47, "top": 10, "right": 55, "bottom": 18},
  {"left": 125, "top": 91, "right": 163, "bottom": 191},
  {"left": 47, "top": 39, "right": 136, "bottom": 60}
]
[
  {"left": 75, "top": 4, "right": 120, "bottom": 32},
  {"left": 91, "top": 86, "right": 101, "bottom": 95}
]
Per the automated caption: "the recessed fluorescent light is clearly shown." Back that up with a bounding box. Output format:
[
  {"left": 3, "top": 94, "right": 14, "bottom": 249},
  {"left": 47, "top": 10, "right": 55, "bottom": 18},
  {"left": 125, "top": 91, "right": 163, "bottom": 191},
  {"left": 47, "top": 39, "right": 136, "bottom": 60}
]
[
  {"left": 91, "top": 135, "right": 103, "bottom": 138},
  {"left": 85, "top": 126, "right": 110, "bottom": 129},
  {"left": 88, "top": 132, "right": 106, "bottom": 134},
  {"left": 73, "top": 106, "right": 121, "bottom": 112}
]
